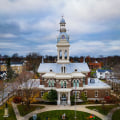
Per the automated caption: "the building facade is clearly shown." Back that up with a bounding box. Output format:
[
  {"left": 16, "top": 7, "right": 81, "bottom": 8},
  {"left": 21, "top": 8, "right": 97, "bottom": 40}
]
[{"left": 38, "top": 17, "right": 111, "bottom": 105}]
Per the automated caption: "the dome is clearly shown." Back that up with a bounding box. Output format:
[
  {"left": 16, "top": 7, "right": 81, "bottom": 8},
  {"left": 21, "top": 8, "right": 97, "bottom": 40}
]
[
  {"left": 60, "top": 17, "right": 66, "bottom": 24},
  {"left": 57, "top": 32, "right": 69, "bottom": 43}
]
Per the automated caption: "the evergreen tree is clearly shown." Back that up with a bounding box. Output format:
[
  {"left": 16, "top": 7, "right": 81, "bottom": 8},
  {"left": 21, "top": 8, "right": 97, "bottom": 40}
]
[
  {"left": 48, "top": 89, "right": 57, "bottom": 102},
  {"left": 6, "top": 58, "right": 14, "bottom": 81}
]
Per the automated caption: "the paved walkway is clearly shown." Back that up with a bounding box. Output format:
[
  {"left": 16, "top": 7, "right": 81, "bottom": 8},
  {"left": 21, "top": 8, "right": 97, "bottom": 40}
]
[
  {"left": 12, "top": 103, "right": 108, "bottom": 120},
  {"left": 107, "top": 106, "right": 120, "bottom": 120}
]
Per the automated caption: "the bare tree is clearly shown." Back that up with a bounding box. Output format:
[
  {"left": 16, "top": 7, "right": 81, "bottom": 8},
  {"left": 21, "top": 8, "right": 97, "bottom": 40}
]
[
  {"left": 112, "top": 64, "right": 120, "bottom": 79},
  {"left": 111, "top": 64, "right": 120, "bottom": 101},
  {"left": 16, "top": 70, "right": 39, "bottom": 108},
  {"left": 26, "top": 52, "right": 41, "bottom": 73},
  {"left": 0, "top": 80, "right": 5, "bottom": 105}
]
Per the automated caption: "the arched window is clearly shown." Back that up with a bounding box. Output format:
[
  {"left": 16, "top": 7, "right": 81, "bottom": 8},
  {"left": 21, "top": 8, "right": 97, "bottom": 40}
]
[
  {"left": 61, "top": 81, "right": 63, "bottom": 88},
  {"left": 73, "top": 80, "right": 76, "bottom": 87},
  {"left": 77, "top": 80, "right": 79, "bottom": 87},
  {"left": 59, "top": 50, "right": 62, "bottom": 59},
  {"left": 52, "top": 80, "right": 54, "bottom": 87},
  {"left": 62, "top": 35, "right": 65, "bottom": 39},
  {"left": 64, "top": 50, "right": 67, "bottom": 59},
  {"left": 48, "top": 80, "right": 51, "bottom": 87},
  {"left": 64, "top": 81, "right": 67, "bottom": 88},
  {"left": 83, "top": 78, "right": 85, "bottom": 85}
]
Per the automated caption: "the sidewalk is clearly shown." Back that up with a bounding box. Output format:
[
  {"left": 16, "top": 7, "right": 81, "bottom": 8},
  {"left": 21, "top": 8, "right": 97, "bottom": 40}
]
[
  {"left": 12, "top": 103, "right": 107, "bottom": 120},
  {"left": 12, "top": 102, "right": 24, "bottom": 120}
]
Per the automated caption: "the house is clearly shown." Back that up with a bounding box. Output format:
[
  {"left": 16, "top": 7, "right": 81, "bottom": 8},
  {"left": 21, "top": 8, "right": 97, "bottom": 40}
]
[
  {"left": 0, "top": 61, "right": 25, "bottom": 74},
  {"left": 96, "top": 69, "right": 113, "bottom": 79},
  {"left": 88, "top": 61, "right": 102, "bottom": 70}
]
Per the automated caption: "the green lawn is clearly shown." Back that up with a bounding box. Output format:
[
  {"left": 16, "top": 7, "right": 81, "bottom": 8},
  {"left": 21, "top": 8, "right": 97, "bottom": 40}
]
[
  {"left": 17, "top": 104, "right": 45, "bottom": 116},
  {"left": 29, "top": 110, "right": 102, "bottom": 120},
  {"left": 86, "top": 105, "right": 117, "bottom": 115},
  {"left": 0, "top": 103, "right": 16, "bottom": 120},
  {"left": 112, "top": 109, "right": 120, "bottom": 120}
]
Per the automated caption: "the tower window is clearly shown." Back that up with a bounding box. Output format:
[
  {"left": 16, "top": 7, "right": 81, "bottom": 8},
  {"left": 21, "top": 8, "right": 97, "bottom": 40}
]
[
  {"left": 59, "top": 50, "right": 62, "bottom": 59},
  {"left": 65, "top": 50, "right": 67, "bottom": 59}
]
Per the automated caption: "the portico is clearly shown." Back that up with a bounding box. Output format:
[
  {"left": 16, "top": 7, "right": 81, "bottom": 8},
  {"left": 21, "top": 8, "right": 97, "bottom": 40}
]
[{"left": 57, "top": 88, "right": 71, "bottom": 105}]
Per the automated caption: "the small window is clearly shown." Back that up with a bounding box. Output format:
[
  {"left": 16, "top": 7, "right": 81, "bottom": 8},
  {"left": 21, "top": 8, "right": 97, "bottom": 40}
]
[
  {"left": 84, "top": 91, "right": 87, "bottom": 97},
  {"left": 83, "top": 78, "right": 85, "bottom": 85},
  {"left": 75, "top": 69, "right": 77, "bottom": 72},
  {"left": 41, "top": 91, "right": 44, "bottom": 97},
  {"left": 106, "top": 91, "right": 109, "bottom": 96},
  {"left": 62, "top": 35, "right": 65, "bottom": 39},
  {"left": 95, "top": 91, "right": 98, "bottom": 97}
]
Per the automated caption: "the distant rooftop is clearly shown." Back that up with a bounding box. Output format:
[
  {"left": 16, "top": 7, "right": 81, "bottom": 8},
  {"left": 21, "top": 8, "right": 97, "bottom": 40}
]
[{"left": 97, "top": 69, "right": 112, "bottom": 73}]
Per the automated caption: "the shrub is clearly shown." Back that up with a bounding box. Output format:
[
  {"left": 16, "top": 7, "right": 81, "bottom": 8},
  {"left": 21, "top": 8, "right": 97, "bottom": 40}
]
[{"left": 13, "top": 96, "right": 22, "bottom": 103}]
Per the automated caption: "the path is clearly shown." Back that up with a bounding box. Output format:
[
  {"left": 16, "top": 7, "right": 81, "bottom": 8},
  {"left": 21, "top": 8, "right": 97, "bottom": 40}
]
[
  {"left": 12, "top": 102, "right": 24, "bottom": 120},
  {"left": 12, "top": 103, "right": 107, "bottom": 120}
]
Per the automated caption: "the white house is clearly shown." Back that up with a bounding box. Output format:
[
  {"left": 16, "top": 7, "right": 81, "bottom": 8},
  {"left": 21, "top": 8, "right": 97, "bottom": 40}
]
[{"left": 96, "top": 69, "right": 113, "bottom": 79}]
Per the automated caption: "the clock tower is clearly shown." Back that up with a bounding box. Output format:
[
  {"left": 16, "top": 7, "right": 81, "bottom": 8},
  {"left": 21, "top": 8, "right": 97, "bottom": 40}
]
[{"left": 57, "top": 17, "right": 70, "bottom": 64}]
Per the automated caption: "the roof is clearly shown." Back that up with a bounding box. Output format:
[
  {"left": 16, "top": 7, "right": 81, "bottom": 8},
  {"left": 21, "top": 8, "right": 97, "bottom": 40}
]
[
  {"left": 38, "top": 63, "right": 90, "bottom": 73},
  {"left": 97, "top": 69, "right": 112, "bottom": 73},
  {"left": 57, "top": 32, "right": 69, "bottom": 43},
  {"left": 60, "top": 17, "right": 66, "bottom": 24},
  {"left": 84, "top": 78, "right": 111, "bottom": 89}
]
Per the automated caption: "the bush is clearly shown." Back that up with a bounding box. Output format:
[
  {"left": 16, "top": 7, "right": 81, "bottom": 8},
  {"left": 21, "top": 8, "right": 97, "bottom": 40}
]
[{"left": 13, "top": 96, "right": 22, "bottom": 103}]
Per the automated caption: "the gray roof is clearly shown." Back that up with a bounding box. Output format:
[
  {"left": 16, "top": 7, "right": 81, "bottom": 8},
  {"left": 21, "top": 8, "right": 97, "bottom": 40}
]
[{"left": 38, "top": 63, "right": 90, "bottom": 73}]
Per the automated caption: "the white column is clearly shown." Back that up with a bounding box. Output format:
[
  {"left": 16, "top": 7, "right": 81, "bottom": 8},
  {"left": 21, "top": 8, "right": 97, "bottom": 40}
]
[
  {"left": 67, "top": 92, "right": 71, "bottom": 105},
  {"left": 62, "top": 50, "right": 64, "bottom": 60},
  {"left": 57, "top": 50, "right": 59, "bottom": 61},
  {"left": 57, "top": 92, "right": 60, "bottom": 105},
  {"left": 67, "top": 49, "right": 69, "bottom": 60}
]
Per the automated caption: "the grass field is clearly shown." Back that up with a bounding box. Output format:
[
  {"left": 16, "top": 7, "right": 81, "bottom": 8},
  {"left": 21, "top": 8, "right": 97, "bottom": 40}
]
[
  {"left": 112, "top": 109, "right": 120, "bottom": 120},
  {"left": 17, "top": 104, "right": 44, "bottom": 116},
  {"left": 86, "top": 105, "right": 117, "bottom": 115},
  {"left": 0, "top": 103, "right": 16, "bottom": 120},
  {"left": 29, "top": 110, "right": 102, "bottom": 120}
]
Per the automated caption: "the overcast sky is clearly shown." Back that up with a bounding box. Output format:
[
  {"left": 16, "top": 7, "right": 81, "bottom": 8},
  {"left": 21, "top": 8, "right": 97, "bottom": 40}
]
[{"left": 0, "top": 0, "right": 120, "bottom": 57}]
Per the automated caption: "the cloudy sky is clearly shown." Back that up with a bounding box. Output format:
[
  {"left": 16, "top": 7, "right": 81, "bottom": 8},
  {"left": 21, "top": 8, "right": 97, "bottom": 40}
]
[{"left": 0, "top": 0, "right": 120, "bottom": 57}]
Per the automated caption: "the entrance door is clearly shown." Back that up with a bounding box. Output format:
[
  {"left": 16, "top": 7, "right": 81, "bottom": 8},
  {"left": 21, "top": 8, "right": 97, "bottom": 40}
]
[{"left": 61, "top": 93, "right": 67, "bottom": 105}]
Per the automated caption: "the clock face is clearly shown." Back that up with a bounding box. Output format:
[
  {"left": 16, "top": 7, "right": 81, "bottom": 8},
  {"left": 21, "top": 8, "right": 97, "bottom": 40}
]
[{"left": 62, "top": 35, "right": 65, "bottom": 39}]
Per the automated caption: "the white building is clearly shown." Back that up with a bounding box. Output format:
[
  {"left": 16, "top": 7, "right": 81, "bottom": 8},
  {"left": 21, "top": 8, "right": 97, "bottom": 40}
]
[
  {"left": 38, "top": 17, "right": 111, "bottom": 105},
  {"left": 96, "top": 69, "right": 113, "bottom": 79}
]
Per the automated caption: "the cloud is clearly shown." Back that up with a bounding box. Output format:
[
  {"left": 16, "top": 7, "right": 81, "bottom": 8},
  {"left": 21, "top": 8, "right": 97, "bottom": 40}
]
[
  {"left": 70, "top": 39, "right": 120, "bottom": 56},
  {"left": 0, "top": 0, "right": 120, "bottom": 56},
  {"left": 0, "top": 33, "right": 17, "bottom": 38}
]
